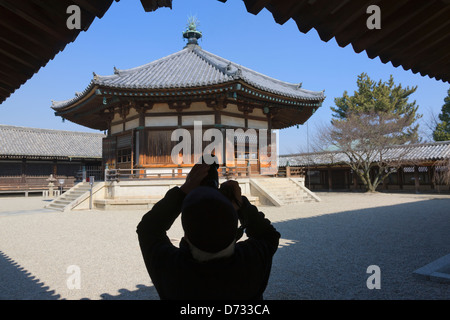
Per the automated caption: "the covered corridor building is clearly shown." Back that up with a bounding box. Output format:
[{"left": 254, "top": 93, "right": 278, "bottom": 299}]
[{"left": 279, "top": 141, "right": 450, "bottom": 193}]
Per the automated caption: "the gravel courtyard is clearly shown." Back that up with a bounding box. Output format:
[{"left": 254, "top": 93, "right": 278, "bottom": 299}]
[{"left": 0, "top": 191, "right": 449, "bottom": 300}]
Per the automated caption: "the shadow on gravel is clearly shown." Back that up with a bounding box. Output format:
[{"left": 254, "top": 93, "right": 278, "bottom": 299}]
[
  {"left": 266, "top": 198, "right": 450, "bottom": 299},
  {"left": 0, "top": 250, "right": 60, "bottom": 300},
  {"left": 1, "top": 198, "right": 449, "bottom": 300},
  {"left": 97, "top": 284, "right": 159, "bottom": 300}
]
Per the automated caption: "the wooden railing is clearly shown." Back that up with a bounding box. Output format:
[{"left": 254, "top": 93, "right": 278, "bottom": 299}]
[
  {"left": 105, "top": 166, "right": 252, "bottom": 182},
  {"left": 75, "top": 168, "right": 104, "bottom": 182},
  {"left": 288, "top": 166, "right": 305, "bottom": 176},
  {"left": 0, "top": 175, "right": 75, "bottom": 192},
  {"left": 277, "top": 166, "right": 305, "bottom": 177}
]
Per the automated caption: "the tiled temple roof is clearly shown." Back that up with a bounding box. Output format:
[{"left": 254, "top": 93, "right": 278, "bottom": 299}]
[
  {"left": 51, "top": 44, "right": 324, "bottom": 110},
  {"left": 279, "top": 141, "right": 450, "bottom": 167},
  {"left": 0, "top": 125, "right": 104, "bottom": 159}
]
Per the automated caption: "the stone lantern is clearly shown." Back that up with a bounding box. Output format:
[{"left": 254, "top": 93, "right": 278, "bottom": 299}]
[{"left": 46, "top": 174, "right": 57, "bottom": 197}]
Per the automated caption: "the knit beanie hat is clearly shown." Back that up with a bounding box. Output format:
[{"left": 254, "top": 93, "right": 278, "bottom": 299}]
[{"left": 181, "top": 186, "right": 238, "bottom": 253}]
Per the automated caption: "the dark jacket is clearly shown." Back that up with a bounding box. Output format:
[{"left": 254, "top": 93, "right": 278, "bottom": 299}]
[{"left": 136, "top": 187, "right": 280, "bottom": 300}]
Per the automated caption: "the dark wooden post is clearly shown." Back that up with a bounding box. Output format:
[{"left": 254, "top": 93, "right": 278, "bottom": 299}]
[
  {"left": 344, "top": 169, "right": 349, "bottom": 189},
  {"left": 429, "top": 165, "right": 435, "bottom": 190},
  {"left": 398, "top": 167, "right": 403, "bottom": 190},
  {"left": 414, "top": 165, "right": 420, "bottom": 193},
  {"left": 21, "top": 158, "right": 27, "bottom": 184},
  {"left": 53, "top": 159, "right": 58, "bottom": 176},
  {"left": 327, "top": 167, "right": 332, "bottom": 191}
]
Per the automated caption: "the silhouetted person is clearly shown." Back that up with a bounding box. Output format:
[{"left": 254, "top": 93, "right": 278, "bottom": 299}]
[{"left": 136, "top": 163, "right": 280, "bottom": 300}]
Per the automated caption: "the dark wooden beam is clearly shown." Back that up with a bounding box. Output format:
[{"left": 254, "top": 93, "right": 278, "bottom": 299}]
[
  {"left": 72, "top": 0, "right": 109, "bottom": 18},
  {"left": 366, "top": 1, "right": 449, "bottom": 56},
  {"left": 339, "top": 0, "right": 410, "bottom": 51},
  {"left": 242, "top": 0, "right": 271, "bottom": 15},
  {"left": 315, "top": 0, "right": 376, "bottom": 43},
  {"left": 0, "top": 0, "right": 65, "bottom": 41},
  {"left": 140, "top": 0, "right": 172, "bottom": 12}
]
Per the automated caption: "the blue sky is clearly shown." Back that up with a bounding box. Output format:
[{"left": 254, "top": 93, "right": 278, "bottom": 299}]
[{"left": 2, "top": 0, "right": 449, "bottom": 154}]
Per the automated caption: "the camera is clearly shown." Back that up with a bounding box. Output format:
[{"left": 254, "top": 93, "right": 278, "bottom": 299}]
[
  {"left": 199, "top": 154, "right": 238, "bottom": 207},
  {"left": 199, "top": 154, "right": 219, "bottom": 189}
]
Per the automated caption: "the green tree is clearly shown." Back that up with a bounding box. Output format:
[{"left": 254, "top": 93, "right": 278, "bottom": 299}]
[
  {"left": 331, "top": 73, "right": 421, "bottom": 141},
  {"left": 433, "top": 88, "right": 450, "bottom": 141},
  {"left": 321, "top": 73, "right": 422, "bottom": 192},
  {"left": 319, "top": 111, "right": 419, "bottom": 192}
]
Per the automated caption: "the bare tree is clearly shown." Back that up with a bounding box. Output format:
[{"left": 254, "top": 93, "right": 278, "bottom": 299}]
[
  {"left": 318, "top": 111, "right": 418, "bottom": 192},
  {"left": 433, "top": 158, "right": 450, "bottom": 193}
]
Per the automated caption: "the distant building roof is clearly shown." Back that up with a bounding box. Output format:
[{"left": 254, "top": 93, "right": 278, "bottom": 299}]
[
  {"left": 0, "top": 125, "right": 104, "bottom": 160},
  {"left": 279, "top": 140, "right": 450, "bottom": 167}
]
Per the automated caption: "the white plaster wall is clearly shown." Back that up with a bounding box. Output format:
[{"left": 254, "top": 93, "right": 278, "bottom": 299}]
[
  {"left": 112, "top": 112, "right": 121, "bottom": 122},
  {"left": 248, "top": 119, "right": 268, "bottom": 129},
  {"left": 125, "top": 118, "right": 140, "bottom": 130},
  {"left": 128, "top": 107, "right": 139, "bottom": 117},
  {"left": 151, "top": 103, "right": 171, "bottom": 112},
  {"left": 224, "top": 103, "right": 240, "bottom": 114},
  {"left": 189, "top": 101, "right": 209, "bottom": 111},
  {"left": 252, "top": 107, "right": 265, "bottom": 117},
  {"left": 222, "top": 115, "right": 245, "bottom": 127},
  {"left": 145, "top": 116, "right": 178, "bottom": 127},
  {"left": 111, "top": 123, "right": 122, "bottom": 134},
  {"left": 182, "top": 115, "right": 214, "bottom": 126}
]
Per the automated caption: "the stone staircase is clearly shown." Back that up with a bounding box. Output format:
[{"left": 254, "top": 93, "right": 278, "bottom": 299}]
[
  {"left": 250, "top": 178, "right": 320, "bottom": 206},
  {"left": 44, "top": 178, "right": 318, "bottom": 211},
  {"left": 45, "top": 182, "right": 94, "bottom": 211}
]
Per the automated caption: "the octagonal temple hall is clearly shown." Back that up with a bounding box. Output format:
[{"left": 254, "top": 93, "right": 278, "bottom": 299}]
[{"left": 52, "top": 23, "right": 325, "bottom": 177}]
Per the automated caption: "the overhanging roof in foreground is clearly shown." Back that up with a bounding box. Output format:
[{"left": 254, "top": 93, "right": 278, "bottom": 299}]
[
  {"left": 279, "top": 141, "right": 450, "bottom": 167},
  {"left": 0, "top": 0, "right": 117, "bottom": 105},
  {"left": 217, "top": 0, "right": 450, "bottom": 84},
  {"left": 2, "top": 1, "right": 449, "bottom": 106}
]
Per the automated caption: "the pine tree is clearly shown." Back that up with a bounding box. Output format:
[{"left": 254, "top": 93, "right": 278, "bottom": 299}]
[
  {"left": 433, "top": 88, "right": 450, "bottom": 141},
  {"left": 323, "top": 73, "right": 422, "bottom": 192},
  {"left": 331, "top": 73, "right": 421, "bottom": 141}
]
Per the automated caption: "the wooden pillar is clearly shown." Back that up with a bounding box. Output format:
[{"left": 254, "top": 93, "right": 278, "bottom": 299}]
[
  {"left": 398, "top": 167, "right": 403, "bottom": 190},
  {"left": 414, "top": 165, "right": 420, "bottom": 193},
  {"left": 130, "top": 129, "right": 134, "bottom": 171},
  {"left": 265, "top": 112, "right": 273, "bottom": 176},
  {"left": 429, "top": 165, "right": 435, "bottom": 190},
  {"left": 344, "top": 170, "right": 349, "bottom": 189},
  {"left": 215, "top": 109, "right": 221, "bottom": 128},
  {"left": 53, "top": 159, "right": 57, "bottom": 176},
  {"left": 134, "top": 129, "right": 142, "bottom": 166},
  {"left": 320, "top": 170, "right": 326, "bottom": 189},
  {"left": 21, "top": 158, "right": 27, "bottom": 184},
  {"left": 327, "top": 167, "right": 332, "bottom": 191}
]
